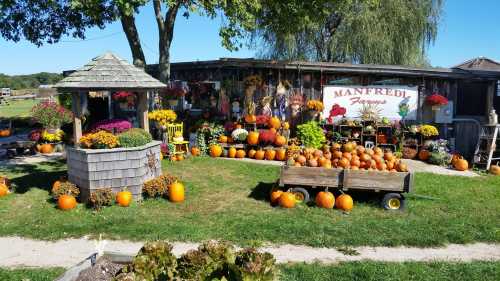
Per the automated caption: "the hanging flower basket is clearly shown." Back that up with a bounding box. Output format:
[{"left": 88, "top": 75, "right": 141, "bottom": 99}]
[{"left": 425, "top": 93, "right": 448, "bottom": 109}]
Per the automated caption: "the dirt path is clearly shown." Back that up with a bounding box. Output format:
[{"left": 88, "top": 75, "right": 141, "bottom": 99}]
[{"left": 1, "top": 237, "right": 499, "bottom": 268}]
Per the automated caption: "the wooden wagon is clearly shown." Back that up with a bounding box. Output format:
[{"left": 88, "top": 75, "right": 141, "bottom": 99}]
[{"left": 278, "top": 166, "right": 413, "bottom": 210}]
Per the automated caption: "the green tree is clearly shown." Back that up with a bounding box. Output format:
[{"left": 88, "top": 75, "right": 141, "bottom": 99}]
[{"left": 254, "top": 0, "right": 442, "bottom": 66}]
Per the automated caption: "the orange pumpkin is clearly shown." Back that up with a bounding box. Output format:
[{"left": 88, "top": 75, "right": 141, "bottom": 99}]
[
  {"left": 268, "top": 117, "right": 281, "bottom": 129},
  {"left": 342, "top": 152, "right": 352, "bottom": 160},
  {"left": 265, "top": 149, "right": 276, "bottom": 160},
  {"left": 270, "top": 188, "right": 283, "bottom": 204},
  {"left": 350, "top": 158, "right": 361, "bottom": 168},
  {"left": 219, "top": 135, "right": 228, "bottom": 143},
  {"left": 245, "top": 114, "right": 257, "bottom": 123},
  {"left": 40, "top": 143, "right": 54, "bottom": 154},
  {"left": 0, "top": 129, "right": 11, "bottom": 137},
  {"left": 176, "top": 154, "right": 184, "bottom": 161},
  {"left": 336, "top": 194, "right": 353, "bottom": 211},
  {"left": 315, "top": 191, "right": 335, "bottom": 209},
  {"left": 248, "top": 149, "right": 257, "bottom": 159},
  {"left": 236, "top": 149, "right": 246, "bottom": 158},
  {"left": 58, "top": 195, "right": 77, "bottom": 210},
  {"left": 338, "top": 158, "right": 350, "bottom": 169},
  {"left": 365, "top": 148, "right": 374, "bottom": 156},
  {"left": 322, "top": 160, "right": 332, "bottom": 169},
  {"left": 454, "top": 157, "right": 468, "bottom": 171},
  {"left": 276, "top": 148, "right": 287, "bottom": 161},
  {"left": 318, "top": 157, "right": 327, "bottom": 167},
  {"left": 247, "top": 131, "right": 260, "bottom": 145},
  {"left": 116, "top": 190, "right": 132, "bottom": 207},
  {"left": 296, "top": 155, "right": 307, "bottom": 165},
  {"left": 169, "top": 181, "right": 185, "bottom": 203},
  {"left": 308, "top": 158, "right": 318, "bottom": 167},
  {"left": 255, "top": 150, "right": 265, "bottom": 160},
  {"left": 343, "top": 142, "right": 355, "bottom": 153},
  {"left": 418, "top": 150, "right": 430, "bottom": 161},
  {"left": 333, "top": 150, "right": 343, "bottom": 159},
  {"left": 209, "top": 145, "right": 223, "bottom": 157},
  {"left": 228, "top": 147, "right": 237, "bottom": 158},
  {"left": 191, "top": 147, "right": 200, "bottom": 156},
  {"left": 279, "top": 192, "right": 296, "bottom": 208},
  {"left": 274, "top": 135, "right": 287, "bottom": 147},
  {"left": 331, "top": 143, "right": 341, "bottom": 151},
  {"left": 490, "top": 163, "right": 500, "bottom": 175},
  {"left": 356, "top": 146, "right": 365, "bottom": 154},
  {"left": 451, "top": 154, "right": 461, "bottom": 166},
  {"left": 0, "top": 183, "right": 9, "bottom": 197},
  {"left": 282, "top": 122, "right": 290, "bottom": 130}
]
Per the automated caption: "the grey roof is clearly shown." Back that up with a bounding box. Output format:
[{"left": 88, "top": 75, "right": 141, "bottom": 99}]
[
  {"left": 453, "top": 57, "right": 500, "bottom": 72},
  {"left": 56, "top": 52, "right": 167, "bottom": 91}
]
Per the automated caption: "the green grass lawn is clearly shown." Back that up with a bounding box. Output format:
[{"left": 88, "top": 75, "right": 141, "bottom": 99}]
[
  {"left": 1, "top": 262, "right": 499, "bottom": 281},
  {"left": 0, "top": 99, "right": 37, "bottom": 118},
  {"left": 0, "top": 157, "right": 499, "bottom": 247}
]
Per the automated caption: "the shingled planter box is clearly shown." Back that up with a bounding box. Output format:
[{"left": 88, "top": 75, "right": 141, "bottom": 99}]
[{"left": 67, "top": 141, "right": 162, "bottom": 201}]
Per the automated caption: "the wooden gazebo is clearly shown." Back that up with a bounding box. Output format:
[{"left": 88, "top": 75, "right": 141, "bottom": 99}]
[
  {"left": 55, "top": 52, "right": 167, "bottom": 145},
  {"left": 55, "top": 52, "right": 166, "bottom": 201}
]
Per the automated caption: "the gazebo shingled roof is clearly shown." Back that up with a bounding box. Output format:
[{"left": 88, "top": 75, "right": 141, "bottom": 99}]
[{"left": 55, "top": 52, "right": 167, "bottom": 91}]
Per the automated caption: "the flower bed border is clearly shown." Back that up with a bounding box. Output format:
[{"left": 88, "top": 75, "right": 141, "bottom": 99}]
[{"left": 67, "top": 141, "right": 162, "bottom": 201}]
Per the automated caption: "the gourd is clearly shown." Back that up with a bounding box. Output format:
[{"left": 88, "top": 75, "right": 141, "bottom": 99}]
[
  {"left": 265, "top": 149, "right": 276, "bottom": 160},
  {"left": 270, "top": 188, "right": 283, "bottom": 204},
  {"left": 268, "top": 117, "right": 281, "bottom": 129},
  {"left": 116, "top": 190, "right": 132, "bottom": 207},
  {"left": 248, "top": 149, "right": 257, "bottom": 159},
  {"left": 255, "top": 150, "right": 265, "bottom": 160},
  {"left": 275, "top": 148, "right": 287, "bottom": 161},
  {"left": 58, "top": 195, "right": 77, "bottom": 210},
  {"left": 244, "top": 114, "right": 256, "bottom": 123},
  {"left": 315, "top": 191, "right": 335, "bottom": 209},
  {"left": 247, "top": 131, "right": 259, "bottom": 145},
  {"left": 209, "top": 145, "right": 222, "bottom": 157},
  {"left": 190, "top": 147, "right": 200, "bottom": 156},
  {"left": 168, "top": 181, "right": 185, "bottom": 203},
  {"left": 0, "top": 183, "right": 9, "bottom": 197},
  {"left": 336, "top": 194, "right": 353, "bottom": 211},
  {"left": 454, "top": 157, "right": 468, "bottom": 171},
  {"left": 418, "top": 149, "right": 430, "bottom": 161},
  {"left": 235, "top": 149, "right": 246, "bottom": 158},
  {"left": 279, "top": 192, "right": 296, "bottom": 208},
  {"left": 228, "top": 147, "right": 237, "bottom": 158},
  {"left": 218, "top": 135, "right": 228, "bottom": 143},
  {"left": 274, "top": 135, "right": 287, "bottom": 147}
]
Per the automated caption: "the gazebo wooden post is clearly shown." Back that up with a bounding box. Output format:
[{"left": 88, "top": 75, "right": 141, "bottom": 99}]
[
  {"left": 72, "top": 92, "right": 83, "bottom": 147},
  {"left": 137, "top": 91, "right": 149, "bottom": 132}
]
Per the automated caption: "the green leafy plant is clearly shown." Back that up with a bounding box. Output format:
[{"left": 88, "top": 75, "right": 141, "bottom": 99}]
[
  {"left": 143, "top": 174, "right": 178, "bottom": 198},
  {"left": 297, "top": 121, "right": 326, "bottom": 149},
  {"left": 177, "top": 241, "right": 236, "bottom": 280},
  {"left": 51, "top": 181, "right": 79, "bottom": 200},
  {"left": 118, "top": 128, "right": 153, "bottom": 148},
  {"left": 231, "top": 248, "right": 278, "bottom": 281},
  {"left": 196, "top": 122, "right": 225, "bottom": 155},
  {"left": 116, "top": 241, "right": 178, "bottom": 281},
  {"left": 31, "top": 101, "right": 72, "bottom": 129},
  {"left": 89, "top": 188, "right": 113, "bottom": 210},
  {"left": 428, "top": 151, "right": 451, "bottom": 166}
]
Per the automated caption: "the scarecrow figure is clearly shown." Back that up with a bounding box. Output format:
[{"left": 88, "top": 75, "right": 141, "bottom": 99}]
[
  {"left": 260, "top": 96, "right": 273, "bottom": 117},
  {"left": 273, "top": 81, "right": 288, "bottom": 120}
]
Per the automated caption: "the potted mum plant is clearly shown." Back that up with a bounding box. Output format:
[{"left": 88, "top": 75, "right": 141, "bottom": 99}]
[
  {"left": 425, "top": 93, "right": 448, "bottom": 111},
  {"left": 31, "top": 101, "right": 73, "bottom": 133}
]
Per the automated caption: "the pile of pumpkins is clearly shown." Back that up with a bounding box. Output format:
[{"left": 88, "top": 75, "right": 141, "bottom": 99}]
[
  {"left": 288, "top": 142, "right": 409, "bottom": 172},
  {"left": 212, "top": 146, "right": 288, "bottom": 161},
  {"left": 0, "top": 176, "right": 11, "bottom": 197},
  {"left": 270, "top": 188, "right": 354, "bottom": 212}
]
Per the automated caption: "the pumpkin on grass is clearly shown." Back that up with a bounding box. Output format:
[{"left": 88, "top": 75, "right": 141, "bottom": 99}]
[
  {"left": 228, "top": 147, "right": 237, "bottom": 158},
  {"left": 209, "top": 145, "right": 222, "bottom": 157},
  {"left": 454, "top": 157, "right": 468, "bottom": 171},
  {"left": 315, "top": 191, "right": 335, "bottom": 209},
  {"left": 190, "top": 147, "right": 200, "bottom": 156},
  {"left": 336, "top": 194, "right": 353, "bottom": 211},
  {"left": 248, "top": 149, "right": 257, "bottom": 159},
  {"left": 279, "top": 192, "right": 296, "bottom": 208},
  {"left": 490, "top": 163, "right": 500, "bottom": 175},
  {"left": 58, "top": 194, "right": 77, "bottom": 210},
  {"left": 168, "top": 181, "right": 185, "bottom": 203},
  {"left": 270, "top": 188, "right": 283, "bottom": 205},
  {"left": 116, "top": 189, "right": 132, "bottom": 207},
  {"left": 255, "top": 150, "right": 265, "bottom": 160},
  {"left": 0, "top": 183, "right": 9, "bottom": 197},
  {"left": 236, "top": 149, "right": 246, "bottom": 158}
]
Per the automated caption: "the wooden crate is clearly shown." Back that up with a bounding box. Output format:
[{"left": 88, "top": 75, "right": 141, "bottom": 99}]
[
  {"left": 343, "top": 169, "right": 412, "bottom": 193},
  {"left": 279, "top": 166, "right": 343, "bottom": 188}
]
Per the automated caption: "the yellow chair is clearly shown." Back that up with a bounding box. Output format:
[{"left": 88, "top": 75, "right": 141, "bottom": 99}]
[{"left": 165, "top": 123, "right": 189, "bottom": 155}]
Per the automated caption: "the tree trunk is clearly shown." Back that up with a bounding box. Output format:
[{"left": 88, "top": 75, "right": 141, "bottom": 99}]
[
  {"left": 153, "top": 0, "right": 181, "bottom": 83},
  {"left": 120, "top": 12, "right": 146, "bottom": 68}
]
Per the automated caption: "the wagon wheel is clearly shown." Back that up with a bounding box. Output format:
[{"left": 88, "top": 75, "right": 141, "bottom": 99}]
[
  {"left": 288, "top": 187, "right": 311, "bottom": 203},
  {"left": 381, "top": 193, "right": 406, "bottom": 211}
]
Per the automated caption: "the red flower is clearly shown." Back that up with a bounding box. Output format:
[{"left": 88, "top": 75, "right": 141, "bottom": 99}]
[{"left": 425, "top": 93, "right": 448, "bottom": 106}]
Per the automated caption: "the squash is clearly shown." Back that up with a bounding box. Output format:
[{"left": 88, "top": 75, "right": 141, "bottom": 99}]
[
  {"left": 209, "top": 145, "right": 223, "bottom": 157},
  {"left": 58, "top": 194, "right": 77, "bottom": 210},
  {"left": 248, "top": 149, "right": 257, "bottom": 159},
  {"left": 228, "top": 147, "right": 237, "bottom": 158},
  {"left": 338, "top": 158, "right": 350, "bottom": 169},
  {"left": 274, "top": 135, "right": 287, "bottom": 147},
  {"left": 279, "top": 192, "right": 296, "bottom": 208},
  {"left": 350, "top": 158, "right": 361, "bottom": 168},
  {"left": 296, "top": 155, "right": 306, "bottom": 165},
  {"left": 219, "top": 135, "right": 228, "bottom": 143},
  {"left": 265, "top": 149, "right": 276, "bottom": 161},
  {"left": 268, "top": 117, "right": 281, "bottom": 129},
  {"left": 333, "top": 150, "right": 343, "bottom": 159},
  {"left": 270, "top": 188, "right": 283, "bottom": 205},
  {"left": 245, "top": 114, "right": 257, "bottom": 123},
  {"left": 343, "top": 142, "right": 355, "bottom": 153},
  {"left": 276, "top": 148, "right": 287, "bottom": 161},
  {"left": 116, "top": 190, "right": 132, "bottom": 207},
  {"left": 255, "top": 149, "right": 265, "bottom": 160},
  {"left": 490, "top": 163, "right": 500, "bottom": 175},
  {"left": 168, "top": 181, "right": 185, "bottom": 203},
  {"left": 315, "top": 191, "right": 335, "bottom": 209},
  {"left": 176, "top": 154, "right": 184, "bottom": 161},
  {"left": 418, "top": 149, "right": 430, "bottom": 161},
  {"left": 321, "top": 160, "right": 332, "bottom": 169},
  {"left": 191, "top": 147, "right": 200, "bottom": 156},
  {"left": 236, "top": 149, "right": 246, "bottom": 158},
  {"left": 0, "top": 183, "right": 9, "bottom": 197},
  {"left": 336, "top": 194, "right": 353, "bottom": 211},
  {"left": 247, "top": 131, "right": 259, "bottom": 145},
  {"left": 40, "top": 143, "right": 54, "bottom": 154},
  {"left": 454, "top": 157, "right": 468, "bottom": 171}
]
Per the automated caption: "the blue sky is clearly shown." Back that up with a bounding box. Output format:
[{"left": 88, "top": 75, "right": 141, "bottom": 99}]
[{"left": 0, "top": 0, "right": 499, "bottom": 75}]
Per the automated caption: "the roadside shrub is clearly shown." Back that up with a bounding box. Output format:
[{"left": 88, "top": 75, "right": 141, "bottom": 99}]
[
  {"left": 118, "top": 128, "right": 153, "bottom": 148},
  {"left": 89, "top": 188, "right": 114, "bottom": 210},
  {"left": 143, "top": 174, "right": 178, "bottom": 198},
  {"left": 51, "top": 181, "right": 80, "bottom": 200}
]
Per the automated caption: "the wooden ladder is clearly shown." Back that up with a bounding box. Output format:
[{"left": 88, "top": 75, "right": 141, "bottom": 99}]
[{"left": 473, "top": 125, "right": 500, "bottom": 170}]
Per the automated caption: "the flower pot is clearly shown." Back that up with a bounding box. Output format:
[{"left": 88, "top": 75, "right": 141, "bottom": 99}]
[
  {"left": 39, "top": 143, "right": 54, "bottom": 154},
  {"left": 46, "top": 128, "right": 59, "bottom": 134}
]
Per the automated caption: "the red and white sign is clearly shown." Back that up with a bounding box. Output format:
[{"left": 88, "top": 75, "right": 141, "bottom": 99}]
[{"left": 322, "top": 85, "right": 418, "bottom": 121}]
